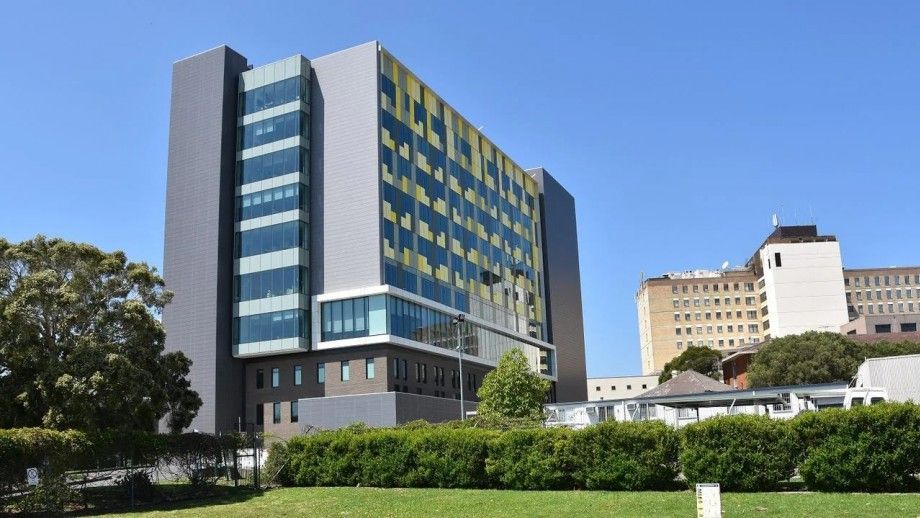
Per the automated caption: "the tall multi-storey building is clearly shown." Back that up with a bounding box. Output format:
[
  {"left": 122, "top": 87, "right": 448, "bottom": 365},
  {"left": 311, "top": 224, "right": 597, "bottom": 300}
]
[
  {"left": 843, "top": 267, "right": 920, "bottom": 320},
  {"left": 637, "top": 225, "right": 864, "bottom": 375},
  {"left": 162, "top": 42, "right": 587, "bottom": 435}
]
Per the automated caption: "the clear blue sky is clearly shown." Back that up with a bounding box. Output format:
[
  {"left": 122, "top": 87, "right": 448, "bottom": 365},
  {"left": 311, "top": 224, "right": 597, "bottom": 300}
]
[{"left": 1, "top": 2, "right": 918, "bottom": 377}]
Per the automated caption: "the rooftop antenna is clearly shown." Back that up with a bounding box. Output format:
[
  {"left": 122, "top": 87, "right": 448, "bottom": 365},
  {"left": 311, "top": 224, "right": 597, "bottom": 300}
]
[
  {"left": 809, "top": 205, "right": 815, "bottom": 225},
  {"left": 771, "top": 213, "right": 780, "bottom": 228}
]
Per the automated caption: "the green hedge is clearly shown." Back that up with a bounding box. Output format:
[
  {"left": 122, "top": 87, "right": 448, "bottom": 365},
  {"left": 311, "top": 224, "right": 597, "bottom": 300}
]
[
  {"left": 680, "top": 414, "right": 797, "bottom": 491},
  {"left": 283, "top": 420, "right": 678, "bottom": 491},
  {"left": 571, "top": 421, "right": 680, "bottom": 490},
  {"left": 0, "top": 428, "right": 243, "bottom": 493},
  {"left": 793, "top": 404, "right": 920, "bottom": 492}
]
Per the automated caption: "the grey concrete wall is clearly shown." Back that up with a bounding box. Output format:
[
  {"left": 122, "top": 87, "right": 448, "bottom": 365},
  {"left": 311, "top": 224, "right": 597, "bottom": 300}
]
[
  {"left": 163, "top": 46, "right": 249, "bottom": 433},
  {"left": 310, "top": 42, "right": 383, "bottom": 294},
  {"left": 529, "top": 168, "right": 588, "bottom": 402},
  {"left": 295, "top": 392, "right": 477, "bottom": 431}
]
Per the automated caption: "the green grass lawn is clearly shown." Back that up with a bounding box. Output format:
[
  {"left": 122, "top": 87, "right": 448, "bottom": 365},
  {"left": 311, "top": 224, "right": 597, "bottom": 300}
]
[{"left": 100, "top": 486, "right": 920, "bottom": 517}]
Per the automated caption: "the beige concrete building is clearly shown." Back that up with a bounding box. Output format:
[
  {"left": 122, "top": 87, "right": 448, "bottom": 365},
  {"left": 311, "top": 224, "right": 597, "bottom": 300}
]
[
  {"left": 637, "top": 268, "right": 764, "bottom": 375},
  {"left": 587, "top": 375, "right": 659, "bottom": 401},
  {"left": 843, "top": 267, "right": 920, "bottom": 320},
  {"left": 638, "top": 225, "right": 858, "bottom": 375},
  {"left": 638, "top": 225, "right": 920, "bottom": 375}
]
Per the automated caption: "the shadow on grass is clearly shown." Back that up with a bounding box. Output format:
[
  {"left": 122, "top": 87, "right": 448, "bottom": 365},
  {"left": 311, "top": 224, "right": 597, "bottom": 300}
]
[{"left": 71, "top": 485, "right": 264, "bottom": 516}]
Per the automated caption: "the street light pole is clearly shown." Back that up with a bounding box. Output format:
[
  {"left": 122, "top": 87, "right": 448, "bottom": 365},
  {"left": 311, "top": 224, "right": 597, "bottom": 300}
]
[{"left": 452, "top": 313, "right": 466, "bottom": 420}]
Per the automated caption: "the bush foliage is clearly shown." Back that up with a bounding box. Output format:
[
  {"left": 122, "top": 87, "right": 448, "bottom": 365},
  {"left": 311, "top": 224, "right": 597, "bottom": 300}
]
[
  {"left": 680, "top": 414, "right": 797, "bottom": 491},
  {"left": 793, "top": 404, "right": 920, "bottom": 492}
]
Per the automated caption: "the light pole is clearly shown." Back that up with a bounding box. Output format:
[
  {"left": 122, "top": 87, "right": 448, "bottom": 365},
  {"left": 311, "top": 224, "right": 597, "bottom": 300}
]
[{"left": 452, "top": 313, "right": 466, "bottom": 420}]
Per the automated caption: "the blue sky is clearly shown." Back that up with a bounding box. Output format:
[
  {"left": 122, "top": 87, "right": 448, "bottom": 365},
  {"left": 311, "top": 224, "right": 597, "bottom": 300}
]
[{"left": 1, "top": 2, "right": 918, "bottom": 377}]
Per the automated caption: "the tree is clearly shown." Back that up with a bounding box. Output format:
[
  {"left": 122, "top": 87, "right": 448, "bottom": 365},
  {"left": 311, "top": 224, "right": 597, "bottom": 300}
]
[
  {"left": 476, "top": 348, "right": 550, "bottom": 421},
  {"left": 747, "top": 331, "right": 920, "bottom": 388},
  {"left": 0, "top": 235, "right": 201, "bottom": 432},
  {"left": 747, "top": 331, "right": 862, "bottom": 388},
  {"left": 658, "top": 346, "right": 723, "bottom": 384}
]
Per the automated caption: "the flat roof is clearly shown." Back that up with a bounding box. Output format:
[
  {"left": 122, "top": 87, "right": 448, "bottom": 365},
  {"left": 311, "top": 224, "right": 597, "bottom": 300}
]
[{"left": 547, "top": 382, "right": 850, "bottom": 409}]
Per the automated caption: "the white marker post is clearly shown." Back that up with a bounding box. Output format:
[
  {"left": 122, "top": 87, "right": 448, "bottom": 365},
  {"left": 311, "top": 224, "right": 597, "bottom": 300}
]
[
  {"left": 26, "top": 467, "right": 39, "bottom": 486},
  {"left": 696, "top": 483, "right": 721, "bottom": 518}
]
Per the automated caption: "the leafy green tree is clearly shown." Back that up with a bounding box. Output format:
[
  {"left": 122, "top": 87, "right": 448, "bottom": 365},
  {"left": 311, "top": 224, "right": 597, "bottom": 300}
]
[
  {"left": 747, "top": 331, "right": 862, "bottom": 387},
  {"left": 476, "top": 348, "right": 550, "bottom": 421},
  {"left": 748, "top": 332, "right": 920, "bottom": 388},
  {"left": 658, "top": 346, "right": 723, "bottom": 384},
  {"left": 0, "top": 235, "right": 200, "bottom": 432}
]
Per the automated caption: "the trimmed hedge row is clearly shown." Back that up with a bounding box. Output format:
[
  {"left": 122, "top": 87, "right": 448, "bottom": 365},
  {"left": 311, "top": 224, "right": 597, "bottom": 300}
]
[
  {"left": 275, "top": 403, "right": 920, "bottom": 493},
  {"left": 284, "top": 420, "right": 680, "bottom": 491},
  {"left": 0, "top": 428, "right": 244, "bottom": 493}
]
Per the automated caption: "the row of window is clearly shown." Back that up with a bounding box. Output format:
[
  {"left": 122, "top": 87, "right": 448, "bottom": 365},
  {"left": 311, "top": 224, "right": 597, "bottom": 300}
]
[
  {"left": 234, "top": 266, "right": 308, "bottom": 302},
  {"left": 673, "top": 310, "right": 756, "bottom": 322},
  {"left": 320, "top": 294, "right": 553, "bottom": 374},
  {"left": 255, "top": 401, "right": 299, "bottom": 426},
  {"left": 676, "top": 337, "right": 758, "bottom": 350},
  {"left": 239, "top": 76, "right": 309, "bottom": 116},
  {"left": 846, "top": 274, "right": 920, "bottom": 288},
  {"left": 874, "top": 323, "right": 917, "bottom": 333},
  {"left": 672, "top": 297, "right": 756, "bottom": 308},
  {"left": 235, "top": 220, "right": 309, "bottom": 258},
  {"left": 388, "top": 357, "right": 473, "bottom": 390},
  {"left": 856, "top": 303, "right": 918, "bottom": 315},
  {"left": 255, "top": 360, "right": 376, "bottom": 391},
  {"left": 848, "top": 288, "right": 919, "bottom": 302},
  {"left": 594, "top": 383, "right": 648, "bottom": 392},
  {"left": 676, "top": 323, "right": 759, "bottom": 335},
  {"left": 671, "top": 282, "right": 755, "bottom": 294},
  {"left": 240, "top": 110, "right": 307, "bottom": 150},
  {"left": 238, "top": 146, "right": 307, "bottom": 185},
  {"left": 232, "top": 309, "right": 307, "bottom": 345},
  {"left": 236, "top": 183, "right": 307, "bottom": 221}
]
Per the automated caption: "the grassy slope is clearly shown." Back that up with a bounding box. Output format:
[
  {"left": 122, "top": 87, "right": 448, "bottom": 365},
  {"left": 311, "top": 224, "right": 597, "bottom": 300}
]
[{"left": 100, "top": 487, "right": 920, "bottom": 517}]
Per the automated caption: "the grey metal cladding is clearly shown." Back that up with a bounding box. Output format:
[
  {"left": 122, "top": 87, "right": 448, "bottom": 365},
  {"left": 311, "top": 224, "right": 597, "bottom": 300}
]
[
  {"left": 529, "top": 168, "right": 588, "bottom": 402},
  {"left": 309, "top": 42, "right": 382, "bottom": 294},
  {"left": 163, "top": 46, "right": 249, "bottom": 433}
]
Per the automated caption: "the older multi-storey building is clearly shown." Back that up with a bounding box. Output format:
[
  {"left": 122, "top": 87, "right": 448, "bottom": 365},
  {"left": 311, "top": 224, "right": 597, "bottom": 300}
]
[
  {"left": 843, "top": 267, "right": 920, "bottom": 320},
  {"left": 637, "top": 224, "right": 882, "bottom": 375},
  {"left": 163, "top": 42, "right": 587, "bottom": 435},
  {"left": 637, "top": 268, "right": 765, "bottom": 375}
]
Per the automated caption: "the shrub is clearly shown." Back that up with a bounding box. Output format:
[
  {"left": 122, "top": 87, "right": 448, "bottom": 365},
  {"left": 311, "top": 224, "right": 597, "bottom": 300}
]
[
  {"left": 793, "top": 403, "right": 920, "bottom": 492},
  {"left": 407, "top": 427, "right": 496, "bottom": 488},
  {"left": 264, "top": 440, "right": 293, "bottom": 486},
  {"left": 288, "top": 430, "right": 359, "bottom": 487},
  {"left": 486, "top": 427, "right": 575, "bottom": 490},
  {"left": 571, "top": 421, "right": 679, "bottom": 490},
  {"left": 680, "top": 415, "right": 796, "bottom": 491},
  {"left": 0, "top": 428, "right": 89, "bottom": 493},
  {"left": 16, "top": 475, "right": 77, "bottom": 514},
  {"left": 116, "top": 471, "right": 155, "bottom": 500},
  {"left": 352, "top": 430, "right": 413, "bottom": 487}
]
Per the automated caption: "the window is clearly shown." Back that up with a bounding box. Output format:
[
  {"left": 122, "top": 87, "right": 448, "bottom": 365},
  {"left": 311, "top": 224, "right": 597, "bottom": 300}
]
[
  {"left": 641, "top": 384, "right": 647, "bottom": 389},
  {"left": 402, "top": 359, "right": 408, "bottom": 380},
  {"left": 256, "top": 369, "right": 264, "bottom": 389},
  {"left": 901, "top": 323, "right": 917, "bottom": 332},
  {"left": 366, "top": 358, "right": 375, "bottom": 379},
  {"left": 272, "top": 402, "right": 281, "bottom": 424},
  {"left": 234, "top": 265, "right": 308, "bottom": 302},
  {"left": 256, "top": 403, "right": 264, "bottom": 426},
  {"left": 236, "top": 183, "right": 307, "bottom": 222},
  {"left": 676, "top": 341, "right": 683, "bottom": 349},
  {"left": 611, "top": 386, "right": 617, "bottom": 391},
  {"left": 317, "top": 363, "right": 326, "bottom": 384},
  {"left": 240, "top": 110, "right": 307, "bottom": 149},
  {"left": 235, "top": 221, "right": 308, "bottom": 258},
  {"left": 341, "top": 361, "right": 350, "bottom": 381},
  {"left": 238, "top": 146, "right": 308, "bottom": 185},
  {"left": 626, "top": 384, "right": 632, "bottom": 390},
  {"left": 772, "top": 393, "right": 792, "bottom": 412},
  {"left": 291, "top": 401, "right": 299, "bottom": 423},
  {"left": 294, "top": 365, "right": 302, "bottom": 386},
  {"left": 233, "top": 309, "right": 308, "bottom": 345},
  {"left": 774, "top": 253, "right": 782, "bottom": 267},
  {"left": 239, "top": 75, "right": 308, "bottom": 115},
  {"left": 875, "top": 324, "right": 891, "bottom": 333},
  {"left": 271, "top": 367, "right": 280, "bottom": 388},
  {"left": 595, "top": 386, "right": 600, "bottom": 391}
]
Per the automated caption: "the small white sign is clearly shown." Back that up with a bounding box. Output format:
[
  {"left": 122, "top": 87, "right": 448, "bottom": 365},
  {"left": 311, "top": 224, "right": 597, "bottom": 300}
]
[
  {"left": 696, "top": 483, "right": 721, "bottom": 518},
  {"left": 26, "top": 467, "right": 39, "bottom": 486}
]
